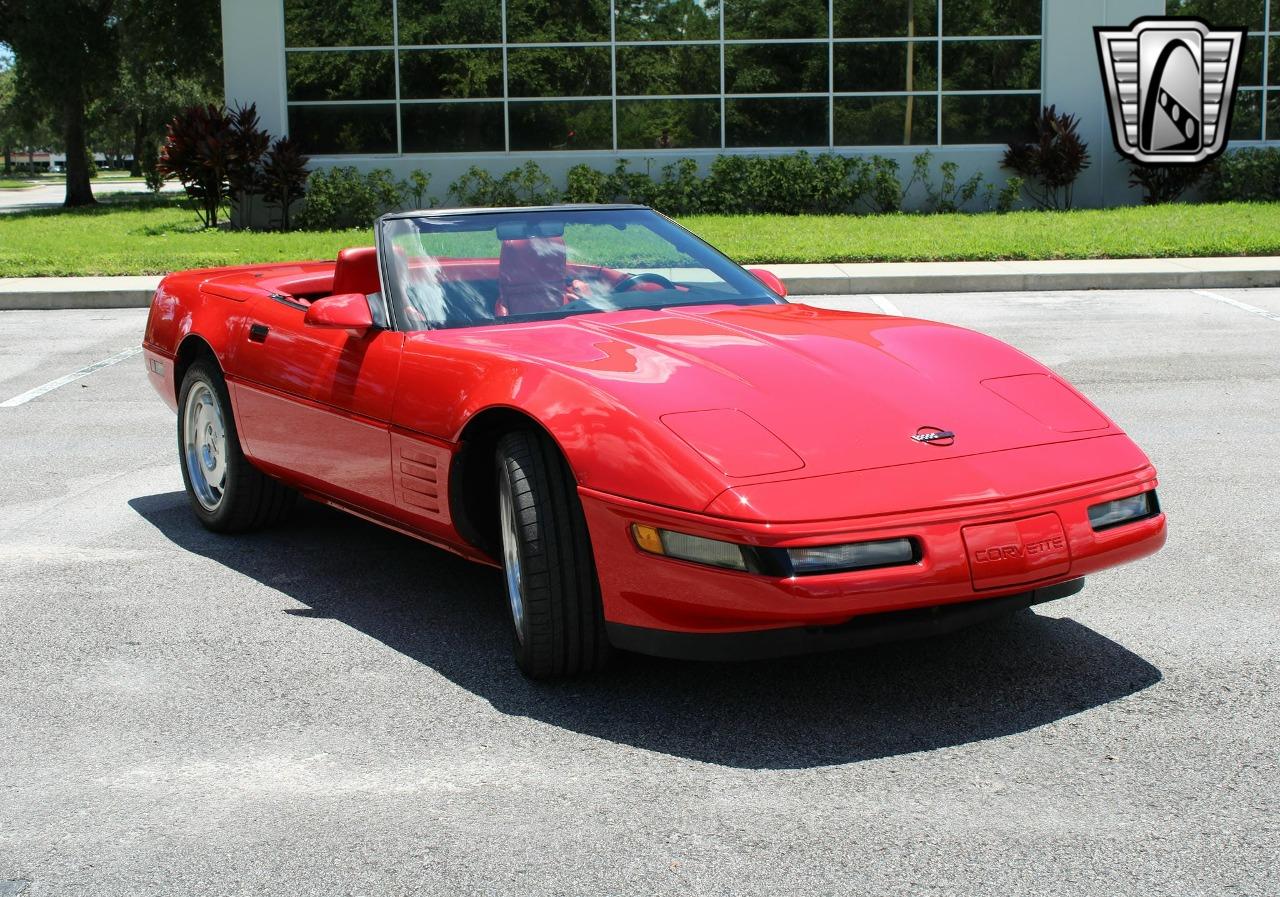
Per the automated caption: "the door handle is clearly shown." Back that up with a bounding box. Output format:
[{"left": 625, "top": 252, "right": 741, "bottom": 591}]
[{"left": 248, "top": 324, "right": 270, "bottom": 343}]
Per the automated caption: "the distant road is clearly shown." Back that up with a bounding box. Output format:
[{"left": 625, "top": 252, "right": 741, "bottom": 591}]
[{"left": 0, "top": 178, "right": 183, "bottom": 213}]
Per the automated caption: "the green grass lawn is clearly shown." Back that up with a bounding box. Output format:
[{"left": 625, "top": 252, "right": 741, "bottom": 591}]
[{"left": 2, "top": 196, "right": 1279, "bottom": 278}]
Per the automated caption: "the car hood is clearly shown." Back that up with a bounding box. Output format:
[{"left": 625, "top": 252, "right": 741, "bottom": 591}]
[{"left": 441, "top": 302, "right": 1119, "bottom": 484}]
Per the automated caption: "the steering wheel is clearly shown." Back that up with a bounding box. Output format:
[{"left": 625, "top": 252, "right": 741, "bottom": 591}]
[{"left": 614, "top": 272, "right": 677, "bottom": 293}]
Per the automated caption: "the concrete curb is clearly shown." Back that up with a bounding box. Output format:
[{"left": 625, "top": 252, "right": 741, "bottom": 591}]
[
  {"left": 0, "top": 277, "right": 162, "bottom": 310},
  {"left": 2, "top": 257, "right": 1279, "bottom": 309},
  {"left": 775, "top": 257, "right": 1280, "bottom": 296}
]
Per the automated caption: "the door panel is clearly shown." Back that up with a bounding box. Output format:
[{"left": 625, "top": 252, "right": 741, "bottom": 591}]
[{"left": 230, "top": 296, "right": 404, "bottom": 512}]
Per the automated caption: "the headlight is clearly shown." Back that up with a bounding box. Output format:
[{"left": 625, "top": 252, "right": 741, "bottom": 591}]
[
  {"left": 631, "top": 525, "right": 916, "bottom": 576},
  {"left": 1088, "top": 491, "right": 1159, "bottom": 531},
  {"left": 631, "top": 525, "right": 748, "bottom": 571},
  {"left": 786, "top": 538, "right": 916, "bottom": 574}
]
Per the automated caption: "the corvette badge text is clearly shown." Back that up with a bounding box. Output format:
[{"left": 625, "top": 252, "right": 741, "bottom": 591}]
[
  {"left": 1095, "top": 16, "right": 1246, "bottom": 165},
  {"left": 973, "top": 535, "right": 1066, "bottom": 564}
]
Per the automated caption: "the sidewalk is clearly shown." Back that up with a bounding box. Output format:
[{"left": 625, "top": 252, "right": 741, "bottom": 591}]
[{"left": 3, "top": 256, "right": 1279, "bottom": 310}]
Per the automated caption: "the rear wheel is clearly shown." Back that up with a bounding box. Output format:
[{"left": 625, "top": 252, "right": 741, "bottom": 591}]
[
  {"left": 496, "top": 430, "right": 611, "bottom": 679},
  {"left": 178, "top": 360, "right": 296, "bottom": 533}
]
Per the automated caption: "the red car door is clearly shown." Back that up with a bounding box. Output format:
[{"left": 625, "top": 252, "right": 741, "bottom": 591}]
[{"left": 230, "top": 294, "right": 404, "bottom": 515}]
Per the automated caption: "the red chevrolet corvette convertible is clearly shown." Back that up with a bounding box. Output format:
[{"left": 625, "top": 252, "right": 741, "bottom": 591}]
[{"left": 142, "top": 204, "right": 1166, "bottom": 678}]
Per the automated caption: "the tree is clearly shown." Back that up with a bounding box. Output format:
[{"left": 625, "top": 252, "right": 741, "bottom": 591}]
[
  {"left": 107, "top": 0, "right": 221, "bottom": 175},
  {"left": 0, "top": 0, "right": 219, "bottom": 201},
  {"left": 0, "top": 60, "right": 15, "bottom": 174},
  {"left": 0, "top": 1, "right": 118, "bottom": 205}
]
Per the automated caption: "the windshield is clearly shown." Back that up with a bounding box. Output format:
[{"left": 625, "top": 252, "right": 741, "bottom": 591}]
[{"left": 377, "top": 208, "right": 782, "bottom": 331}]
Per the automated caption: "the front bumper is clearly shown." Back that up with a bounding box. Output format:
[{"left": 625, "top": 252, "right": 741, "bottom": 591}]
[
  {"left": 606, "top": 578, "right": 1084, "bottom": 661},
  {"left": 578, "top": 464, "right": 1166, "bottom": 645}
]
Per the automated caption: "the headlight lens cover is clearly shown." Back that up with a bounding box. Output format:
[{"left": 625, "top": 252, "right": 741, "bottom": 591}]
[
  {"left": 632, "top": 525, "right": 916, "bottom": 576},
  {"left": 1087, "top": 490, "right": 1159, "bottom": 531},
  {"left": 786, "top": 538, "right": 916, "bottom": 574},
  {"left": 632, "top": 524, "right": 748, "bottom": 571}
]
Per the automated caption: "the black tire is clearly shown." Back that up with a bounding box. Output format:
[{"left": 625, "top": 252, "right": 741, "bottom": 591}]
[
  {"left": 177, "top": 359, "right": 296, "bottom": 533},
  {"left": 496, "top": 430, "right": 611, "bottom": 679}
]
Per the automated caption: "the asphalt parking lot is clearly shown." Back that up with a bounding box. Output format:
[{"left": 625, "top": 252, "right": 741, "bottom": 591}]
[{"left": 1, "top": 288, "right": 1277, "bottom": 896}]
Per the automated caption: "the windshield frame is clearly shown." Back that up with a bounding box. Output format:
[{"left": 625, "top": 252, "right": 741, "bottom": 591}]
[{"left": 373, "top": 205, "right": 786, "bottom": 333}]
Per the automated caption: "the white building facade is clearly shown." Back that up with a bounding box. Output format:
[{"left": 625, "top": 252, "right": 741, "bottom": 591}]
[{"left": 221, "top": 0, "right": 1280, "bottom": 207}]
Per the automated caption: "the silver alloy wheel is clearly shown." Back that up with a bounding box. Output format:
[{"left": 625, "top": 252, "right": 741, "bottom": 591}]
[
  {"left": 498, "top": 467, "right": 526, "bottom": 643},
  {"left": 183, "top": 381, "right": 228, "bottom": 512}
]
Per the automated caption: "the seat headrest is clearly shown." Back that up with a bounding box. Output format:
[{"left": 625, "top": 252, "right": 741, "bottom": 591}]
[
  {"left": 332, "top": 246, "right": 381, "bottom": 297},
  {"left": 498, "top": 237, "right": 568, "bottom": 315}
]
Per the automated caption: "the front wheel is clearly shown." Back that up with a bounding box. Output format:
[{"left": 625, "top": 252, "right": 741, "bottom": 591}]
[
  {"left": 178, "top": 360, "right": 296, "bottom": 533},
  {"left": 496, "top": 430, "right": 611, "bottom": 679}
]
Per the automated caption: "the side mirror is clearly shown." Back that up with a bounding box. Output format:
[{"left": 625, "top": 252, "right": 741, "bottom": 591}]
[
  {"left": 746, "top": 268, "right": 788, "bottom": 298},
  {"left": 304, "top": 293, "right": 375, "bottom": 333}
]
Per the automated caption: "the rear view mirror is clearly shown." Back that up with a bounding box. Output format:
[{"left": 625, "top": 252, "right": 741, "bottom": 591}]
[
  {"left": 746, "top": 268, "right": 788, "bottom": 298},
  {"left": 496, "top": 219, "right": 566, "bottom": 241},
  {"left": 304, "top": 293, "right": 375, "bottom": 332}
]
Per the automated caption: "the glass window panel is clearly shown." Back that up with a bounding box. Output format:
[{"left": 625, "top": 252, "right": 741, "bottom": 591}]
[
  {"left": 396, "top": 0, "right": 502, "bottom": 45},
  {"left": 1271, "top": 36, "right": 1279, "bottom": 86},
  {"left": 508, "top": 100, "right": 613, "bottom": 149},
  {"left": 1268, "top": 90, "right": 1278, "bottom": 141},
  {"left": 508, "top": 47, "right": 612, "bottom": 97},
  {"left": 615, "top": 0, "right": 721, "bottom": 40},
  {"left": 834, "top": 40, "right": 938, "bottom": 92},
  {"left": 284, "top": 0, "right": 392, "bottom": 47},
  {"left": 1240, "top": 35, "right": 1265, "bottom": 86},
  {"left": 288, "top": 104, "right": 397, "bottom": 154},
  {"left": 942, "top": 39, "right": 1041, "bottom": 91},
  {"left": 1166, "top": 0, "right": 1265, "bottom": 32},
  {"left": 287, "top": 51, "right": 395, "bottom": 102},
  {"left": 834, "top": 95, "right": 938, "bottom": 145},
  {"left": 941, "top": 93, "right": 1039, "bottom": 144},
  {"left": 724, "top": 0, "right": 827, "bottom": 39},
  {"left": 617, "top": 45, "right": 720, "bottom": 96},
  {"left": 726, "top": 97, "right": 828, "bottom": 146},
  {"left": 401, "top": 102, "right": 505, "bottom": 152},
  {"left": 942, "top": 0, "right": 1041, "bottom": 37},
  {"left": 834, "top": 0, "right": 936, "bottom": 38},
  {"left": 399, "top": 49, "right": 503, "bottom": 99},
  {"left": 506, "top": 0, "right": 610, "bottom": 42},
  {"left": 618, "top": 98, "right": 722, "bottom": 148},
  {"left": 1231, "top": 89, "right": 1263, "bottom": 139},
  {"left": 725, "top": 43, "right": 828, "bottom": 93}
]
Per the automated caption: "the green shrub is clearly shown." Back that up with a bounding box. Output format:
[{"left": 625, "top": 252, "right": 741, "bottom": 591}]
[
  {"left": 405, "top": 168, "right": 432, "bottom": 208},
  {"left": 652, "top": 158, "right": 705, "bottom": 215},
  {"left": 297, "top": 166, "right": 406, "bottom": 230},
  {"left": 701, "top": 152, "right": 877, "bottom": 214},
  {"left": 1206, "top": 148, "right": 1280, "bottom": 202},
  {"left": 449, "top": 161, "right": 559, "bottom": 207},
  {"left": 564, "top": 163, "right": 611, "bottom": 204},
  {"left": 863, "top": 155, "right": 908, "bottom": 213}
]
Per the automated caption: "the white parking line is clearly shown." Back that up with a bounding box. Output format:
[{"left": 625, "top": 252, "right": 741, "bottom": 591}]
[
  {"left": 869, "top": 295, "right": 903, "bottom": 316},
  {"left": 0, "top": 346, "right": 143, "bottom": 408},
  {"left": 1194, "top": 289, "right": 1280, "bottom": 324}
]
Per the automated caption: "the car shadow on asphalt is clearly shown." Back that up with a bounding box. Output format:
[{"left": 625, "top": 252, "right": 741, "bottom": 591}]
[{"left": 130, "top": 492, "right": 1163, "bottom": 770}]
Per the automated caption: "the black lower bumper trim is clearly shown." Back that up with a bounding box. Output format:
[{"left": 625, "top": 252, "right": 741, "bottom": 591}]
[{"left": 605, "top": 578, "right": 1085, "bottom": 662}]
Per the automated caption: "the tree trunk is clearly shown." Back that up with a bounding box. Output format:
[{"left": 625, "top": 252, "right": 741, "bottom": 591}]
[
  {"left": 3, "top": 147, "right": 10, "bottom": 175},
  {"left": 63, "top": 97, "right": 96, "bottom": 207},
  {"left": 903, "top": 0, "right": 915, "bottom": 145},
  {"left": 130, "top": 115, "right": 146, "bottom": 177}
]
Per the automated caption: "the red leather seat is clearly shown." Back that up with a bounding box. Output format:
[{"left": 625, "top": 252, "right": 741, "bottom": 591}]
[
  {"left": 496, "top": 237, "right": 569, "bottom": 316},
  {"left": 332, "top": 246, "right": 381, "bottom": 297}
]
